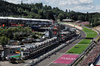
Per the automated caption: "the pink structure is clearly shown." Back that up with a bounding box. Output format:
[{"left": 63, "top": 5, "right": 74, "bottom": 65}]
[{"left": 53, "top": 54, "right": 79, "bottom": 64}]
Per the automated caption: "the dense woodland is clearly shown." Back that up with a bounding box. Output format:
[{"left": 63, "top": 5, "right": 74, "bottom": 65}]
[{"left": 0, "top": 0, "right": 100, "bottom": 27}]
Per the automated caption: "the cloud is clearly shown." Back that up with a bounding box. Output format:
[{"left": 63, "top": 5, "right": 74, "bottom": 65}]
[
  {"left": 70, "top": 5, "right": 100, "bottom": 13},
  {"left": 79, "top": 0, "right": 93, "bottom": 4},
  {"left": 59, "top": 0, "right": 68, "bottom": 6},
  {"left": 6, "top": 0, "right": 93, "bottom": 5},
  {"left": 5, "top": 0, "right": 100, "bottom": 13},
  {"left": 6, "top": 0, "right": 21, "bottom": 4},
  {"left": 73, "top": 5, "right": 94, "bottom": 11},
  {"left": 61, "top": 0, "right": 93, "bottom": 5},
  {"left": 95, "top": 5, "right": 100, "bottom": 10}
]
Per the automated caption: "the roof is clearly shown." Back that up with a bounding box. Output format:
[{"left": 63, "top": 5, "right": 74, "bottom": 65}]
[
  {"left": 62, "top": 19, "right": 73, "bottom": 22},
  {"left": 0, "top": 17, "right": 52, "bottom": 22},
  {"left": 5, "top": 37, "right": 57, "bottom": 49},
  {"left": 5, "top": 45, "right": 21, "bottom": 48},
  {"left": 61, "top": 31, "right": 70, "bottom": 34}
]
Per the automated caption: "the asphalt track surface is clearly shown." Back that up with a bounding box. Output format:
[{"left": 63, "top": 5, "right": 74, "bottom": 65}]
[{"left": 35, "top": 29, "right": 86, "bottom": 66}]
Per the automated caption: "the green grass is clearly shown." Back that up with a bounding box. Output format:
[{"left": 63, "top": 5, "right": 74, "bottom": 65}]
[
  {"left": 78, "top": 39, "right": 91, "bottom": 44},
  {"left": 83, "top": 27, "right": 97, "bottom": 38},
  {"left": 67, "top": 45, "right": 89, "bottom": 54}
]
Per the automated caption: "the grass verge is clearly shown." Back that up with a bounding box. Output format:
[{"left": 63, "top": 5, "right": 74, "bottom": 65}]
[
  {"left": 78, "top": 39, "right": 91, "bottom": 44},
  {"left": 83, "top": 27, "right": 97, "bottom": 38},
  {"left": 67, "top": 45, "right": 89, "bottom": 54}
]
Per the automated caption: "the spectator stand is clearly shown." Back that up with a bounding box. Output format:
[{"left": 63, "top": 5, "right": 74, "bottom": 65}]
[{"left": 69, "top": 27, "right": 100, "bottom": 66}]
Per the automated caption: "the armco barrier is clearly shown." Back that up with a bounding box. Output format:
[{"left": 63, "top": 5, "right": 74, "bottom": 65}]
[
  {"left": 24, "top": 30, "right": 81, "bottom": 66},
  {"left": 70, "top": 27, "right": 100, "bottom": 66}
]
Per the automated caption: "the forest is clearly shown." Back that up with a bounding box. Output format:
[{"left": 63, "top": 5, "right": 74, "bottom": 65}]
[{"left": 0, "top": 0, "right": 100, "bottom": 27}]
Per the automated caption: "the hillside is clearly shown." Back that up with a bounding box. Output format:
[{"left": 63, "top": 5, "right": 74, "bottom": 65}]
[
  {"left": 0, "top": 0, "right": 65, "bottom": 20},
  {"left": 0, "top": 0, "right": 28, "bottom": 16},
  {"left": 0, "top": 0, "right": 100, "bottom": 27}
]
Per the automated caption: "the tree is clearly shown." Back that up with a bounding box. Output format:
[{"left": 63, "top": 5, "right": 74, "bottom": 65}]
[
  {"left": 35, "top": 14, "right": 42, "bottom": 19},
  {"left": 78, "top": 15, "right": 84, "bottom": 21},
  {"left": 93, "top": 17, "right": 98, "bottom": 26},
  {"left": 58, "top": 13, "right": 64, "bottom": 21},
  {"left": 0, "top": 36, "right": 10, "bottom": 49},
  {"left": 7, "top": 28, "right": 13, "bottom": 39},
  {"left": 0, "top": 28, "right": 7, "bottom": 37},
  {"left": 31, "top": 8, "right": 38, "bottom": 13},
  {"left": 38, "top": 10, "right": 43, "bottom": 18},
  {"left": 35, "top": 3, "right": 43, "bottom": 9},
  {"left": 46, "top": 10, "right": 54, "bottom": 20},
  {"left": 24, "top": 27, "right": 32, "bottom": 35},
  {"left": 66, "top": 9, "right": 68, "bottom": 13},
  {"left": 86, "top": 12, "right": 89, "bottom": 21},
  {"left": 0, "top": 27, "right": 3, "bottom": 36},
  {"left": 17, "top": 7, "right": 23, "bottom": 13},
  {"left": 11, "top": 27, "right": 18, "bottom": 32},
  {"left": 13, "top": 33, "right": 20, "bottom": 40}
]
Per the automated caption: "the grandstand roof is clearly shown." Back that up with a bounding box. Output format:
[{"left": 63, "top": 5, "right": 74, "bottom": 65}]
[{"left": 0, "top": 17, "right": 52, "bottom": 22}]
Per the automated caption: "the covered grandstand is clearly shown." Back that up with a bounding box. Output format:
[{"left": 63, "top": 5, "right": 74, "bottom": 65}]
[
  {"left": 0, "top": 17, "right": 53, "bottom": 27},
  {"left": 79, "top": 41, "right": 100, "bottom": 66}
]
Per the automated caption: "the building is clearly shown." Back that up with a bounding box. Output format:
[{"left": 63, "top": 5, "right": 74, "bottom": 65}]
[
  {"left": 62, "top": 19, "right": 73, "bottom": 22},
  {"left": 0, "top": 17, "right": 53, "bottom": 27}
]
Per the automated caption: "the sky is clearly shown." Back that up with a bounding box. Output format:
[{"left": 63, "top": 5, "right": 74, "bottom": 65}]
[{"left": 5, "top": 0, "right": 100, "bottom": 13}]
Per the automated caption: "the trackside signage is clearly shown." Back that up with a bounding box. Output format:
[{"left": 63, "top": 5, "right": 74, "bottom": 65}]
[{"left": 53, "top": 54, "right": 79, "bottom": 64}]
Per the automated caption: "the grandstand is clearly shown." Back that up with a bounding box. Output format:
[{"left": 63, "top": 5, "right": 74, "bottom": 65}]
[
  {"left": 0, "top": 17, "right": 53, "bottom": 27},
  {"left": 79, "top": 41, "right": 100, "bottom": 66}
]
